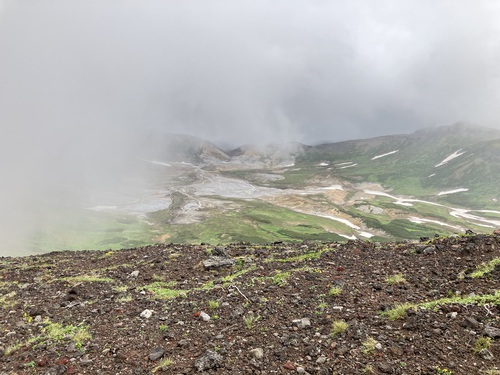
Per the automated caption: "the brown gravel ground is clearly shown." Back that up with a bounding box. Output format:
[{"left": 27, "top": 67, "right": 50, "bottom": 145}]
[{"left": 1, "top": 232, "right": 499, "bottom": 375}]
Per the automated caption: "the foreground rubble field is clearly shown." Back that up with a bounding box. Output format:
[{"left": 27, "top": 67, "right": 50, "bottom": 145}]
[{"left": 1, "top": 232, "right": 499, "bottom": 374}]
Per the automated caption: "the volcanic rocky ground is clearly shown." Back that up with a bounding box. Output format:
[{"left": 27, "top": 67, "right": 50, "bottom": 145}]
[{"left": 1, "top": 232, "right": 500, "bottom": 374}]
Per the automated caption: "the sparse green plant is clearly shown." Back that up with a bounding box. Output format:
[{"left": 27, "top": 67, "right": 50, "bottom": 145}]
[
  {"left": 331, "top": 320, "right": 348, "bottom": 337},
  {"left": 470, "top": 258, "right": 500, "bottom": 278},
  {"left": 116, "top": 295, "right": 132, "bottom": 303},
  {"left": 381, "top": 303, "right": 415, "bottom": 320},
  {"left": 272, "top": 271, "right": 290, "bottom": 286},
  {"left": 208, "top": 300, "right": 220, "bottom": 310},
  {"left": 436, "top": 366, "right": 453, "bottom": 374},
  {"left": 4, "top": 342, "right": 24, "bottom": 356},
  {"left": 328, "top": 286, "right": 343, "bottom": 297},
  {"left": 482, "top": 368, "right": 500, "bottom": 375},
  {"left": 24, "top": 361, "right": 36, "bottom": 368},
  {"left": 317, "top": 301, "right": 328, "bottom": 311},
  {"left": 0, "top": 291, "right": 16, "bottom": 307},
  {"left": 362, "top": 336, "right": 378, "bottom": 354},
  {"left": 221, "top": 266, "right": 256, "bottom": 284},
  {"left": 59, "top": 274, "right": 113, "bottom": 283},
  {"left": 244, "top": 314, "right": 261, "bottom": 330},
  {"left": 113, "top": 285, "right": 128, "bottom": 293},
  {"left": 362, "top": 364, "right": 375, "bottom": 374},
  {"left": 474, "top": 337, "right": 492, "bottom": 353},
  {"left": 42, "top": 320, "right": 91, "bottom": 349},
  {"left": 143, "top": 282, "right": 187, "bottom": 300},
  {"left": 152, "top": 357, "right": 174, "bottom": 373},
  {"left": 385, "top": 273, "right": 407, "bottom": 285},
  {"left": 23, "top": 311, "right": 33, "bottom": 324},
  {"left": 159, "top": 325, "right": 169, "bottom": 332}
]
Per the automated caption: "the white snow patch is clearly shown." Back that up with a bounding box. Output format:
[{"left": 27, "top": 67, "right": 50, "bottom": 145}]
[
  {"left": 437, "top": 188, "right": 468, "bottom": 196},
  {"left": 335, "top": 162, "right": 354, "bottom": 166},
  {"left": 339, "top": 234, "right": 357, "bottom": 240},
  {"left": 339, "top": 163, "right": 357, "bottom": 169},
  {"left": 363, "top": 189, "right": 500, "bottom": 227},
  {"left": 371, "top": 150, "right": 399, "bottom": 160},
  {"left": 450, "top": 209, "right": 500, "bottom": 227},
  {"left": 320, "top": 185, "right": 343, "bottom": 191},
  {"left": 428, "top": 173, "right": 436, "bottom": 178},
  {"left": 319, "top": 162, "right": 329, "bottom": 166},
  {"left": 358, "top": 231, "right": 374, "bottom": 238},
  {"left": 435, "top": 149, "right": 465, "bottom": 167},
  {"left": 319, "top": 214, "right": 360, "bottom": 229},
  {"left": 408, "top": 217, "right": 464, "bottom": 231}
]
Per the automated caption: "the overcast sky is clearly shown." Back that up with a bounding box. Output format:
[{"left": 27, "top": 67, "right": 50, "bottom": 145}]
[
  {"left": 1, "top": 0, "right": 500, "bottom": 147},
  {"left": 1, "top": 0, "right": 500, "bottom": 253}
]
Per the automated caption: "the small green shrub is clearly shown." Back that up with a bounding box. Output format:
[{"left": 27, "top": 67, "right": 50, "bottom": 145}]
[
  {"left": 328, "top": 286, "right": 343, "bottom": 297},
  {"left": 385, "top": 273, "right": 406, "bottom": 285},
  {"left": 331, "top": 320, "right": 348, "bottom": 337},
  {"left": 244, "top": 314, "right": 261, "bottom": 330},
  {"left": 362, "top": 337, "right": 377, "bottom": 354},
  {"left": 474, "top": 337, "right": 492, "bottom": 353},
  {"left": 208, "top": 300, "right": 219, "bottom": 310}
]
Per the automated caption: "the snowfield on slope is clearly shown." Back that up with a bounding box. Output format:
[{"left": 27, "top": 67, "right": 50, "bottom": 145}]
[
  {"left": 435, "top": 149, "right": 465, "bottom": 167},
  {"left": 438, "top": 188, "right": 469, "bottom": 196},
  {"left": 371, "top": 150, "right": 399, "bottom": 160}
]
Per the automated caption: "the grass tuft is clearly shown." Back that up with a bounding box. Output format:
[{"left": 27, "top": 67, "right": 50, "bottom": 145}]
[
  {"left": 331, "top": 320, "right": 349, "bottom": 337},
  {"left": 385, "top": 273, "right": 407, "bottom": 285},
  {"left": 470, "top": 258, "right": 500, "bottom": 278},
  {"left": 474, "top": 337, "right": 492, "bottom": 353},
  {"left": 152, "top": 357, "right": 174, "bottom": 373},
  {"left": 328, "top": 286, "right": 343, "bottom": 297}
]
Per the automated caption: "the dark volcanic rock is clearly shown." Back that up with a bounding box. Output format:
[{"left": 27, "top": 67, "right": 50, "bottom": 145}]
[
  {"left": 194, "top": 349, "right": 224, "bottom": 371},
  {"left": 203, "top": 256, "right": 234, "bottom": 269}
]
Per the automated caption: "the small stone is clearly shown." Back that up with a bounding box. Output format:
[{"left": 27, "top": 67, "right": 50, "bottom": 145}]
[
  {"left": 80, "top": 357, "right": 93, "bottom": 366},
  {"left": 130, "top": 270, "right": 139, "bottom": 277},
  {"left": 484, "top": 325, "right": 500, "bottom": 338},
  {"left": 446, "top": 312, "right": 458, "bottom": 319},
  {"left": 316, "top": 355, "right": 326, "bottom": 364},
  {"left": 375, "top": 342, "right": 383, "bottom": 351},
  {"left": 283, "top": 361, "right": 295, "bottom": 370},
  {"left": 479, "top": 348, "right": 494, "bottom": 360},
  {"left": 249, "top": 348, "right": 264, "bottom": 360},
  {"left": 140, "top": 309, "right": 153, "bottom": 319},
  {"left": 463, "top": 317, "right": 480, "bottom": 329},
  {"left": 149, "top": 347, "right": 165, "bottom": 361},
  {"left": 423, "top": 246, "right": 436, "bottom": 255},
  {"left": 199, "top": 311, "right": 211, "bottom": 322},
  {"left": 296, "top": 366, "right": 307, "bottom": 374},
  {"left": 292, "top": 318, "right": 311, "bottom": 329},
  {"left": 194, "top": 350, "right": 224, "bottom": 371},
  {"left": 203, "top": 256, "right": 234, "bottom": 270},
  {"left": 389, "top": 345, "right": 403, "bottom": 356},
  {"left": 44, "top": 365, "right": 67, "bottom": 375},
  {"left": 377, "top": 362, "right": 392, "bottom": 373}
]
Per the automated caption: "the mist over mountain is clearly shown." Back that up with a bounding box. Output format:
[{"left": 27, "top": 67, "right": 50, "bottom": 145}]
[
  {"left": 1, "top": 1, "right": 500, "bottom": 255},
  {"left": 1, "top": 124, "right": 498, "bottom": 257}
]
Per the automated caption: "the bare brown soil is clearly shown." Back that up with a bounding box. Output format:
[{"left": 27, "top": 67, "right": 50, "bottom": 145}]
[{"left": 1, "top": 232, "right": 499, "bottom": 374}]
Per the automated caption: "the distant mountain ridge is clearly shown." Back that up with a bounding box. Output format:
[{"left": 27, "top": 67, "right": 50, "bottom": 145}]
[{"left": 21, "top": 123, "right": 500, "bottom": 255}]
